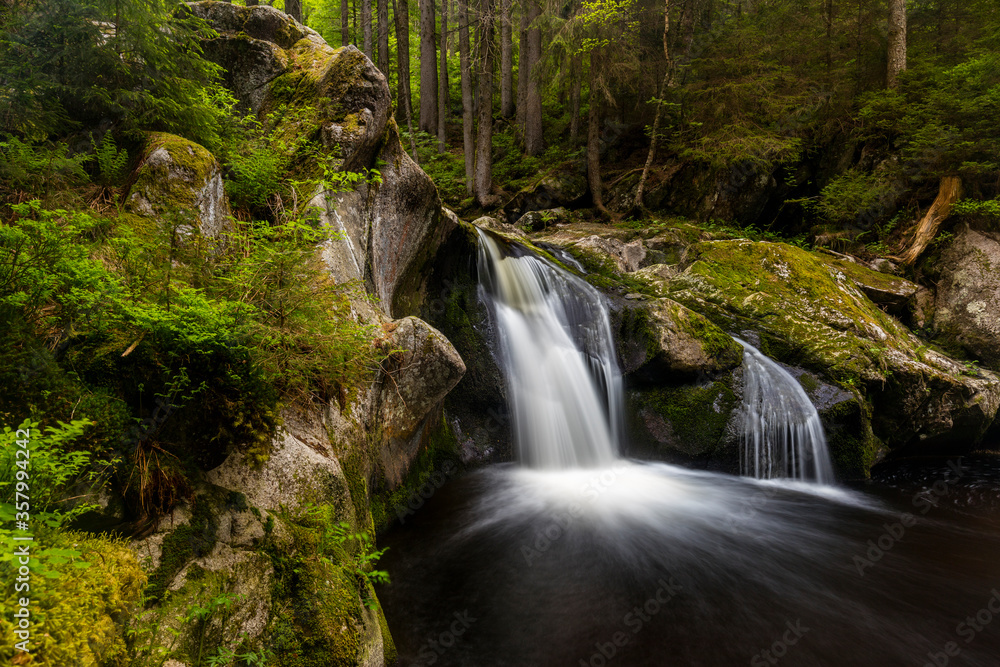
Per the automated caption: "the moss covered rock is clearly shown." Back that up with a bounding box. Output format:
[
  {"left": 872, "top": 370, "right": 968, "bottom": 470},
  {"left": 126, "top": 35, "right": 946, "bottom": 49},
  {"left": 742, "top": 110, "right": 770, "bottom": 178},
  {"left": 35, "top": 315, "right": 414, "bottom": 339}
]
[
  {"left": 613, "top": 297, "right": 742, "bottom": 378},
  {"left": 665, "top": 239, "right": 1000, "bottom": 454},
  {"left": 189, "top": 0, "right": 453, "bottom": 318},
  {"left": 126, "top": 132, "right": 231, "bottom": 238}
]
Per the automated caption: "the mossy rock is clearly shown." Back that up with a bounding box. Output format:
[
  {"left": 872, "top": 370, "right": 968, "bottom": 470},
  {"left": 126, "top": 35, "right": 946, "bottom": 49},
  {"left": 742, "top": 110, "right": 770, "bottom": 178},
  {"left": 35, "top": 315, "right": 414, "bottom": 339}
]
[
  {"left": 666, "top": 239, "right": 1000, "bottom": 454},
  {"left": 613, "top": 297, "right": 742, "bottom": 379},
  {"left": 626, "top": 371, "right": 741, "bottom": 470},
  {"left": 125, "top": 132, "right": 230, "bottom": 238}
]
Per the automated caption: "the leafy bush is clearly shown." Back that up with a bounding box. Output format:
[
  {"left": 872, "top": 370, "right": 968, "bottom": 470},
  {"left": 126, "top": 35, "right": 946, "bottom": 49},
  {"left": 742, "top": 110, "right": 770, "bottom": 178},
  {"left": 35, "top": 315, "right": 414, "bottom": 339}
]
[
  {"left": 0, "top": 137, "right": 91, "bottom": 196},
  {"left": 0, "top": 0, "right": 226, "bottom": 147},
  {"left": 815, "top": 167, "right": 897, "bottom": 227}
]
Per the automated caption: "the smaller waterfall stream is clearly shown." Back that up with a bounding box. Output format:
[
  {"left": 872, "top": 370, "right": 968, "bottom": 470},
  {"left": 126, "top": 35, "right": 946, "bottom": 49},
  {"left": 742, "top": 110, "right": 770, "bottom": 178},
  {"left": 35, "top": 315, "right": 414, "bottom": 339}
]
[{"left": 737, "top": 339, "right": 834, "bottom": 483}]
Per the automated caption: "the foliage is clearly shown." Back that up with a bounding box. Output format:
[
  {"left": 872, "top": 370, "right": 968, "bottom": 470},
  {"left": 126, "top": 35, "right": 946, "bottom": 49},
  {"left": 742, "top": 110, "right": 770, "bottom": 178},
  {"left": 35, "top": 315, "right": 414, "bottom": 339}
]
[
  {"left": 91, "top": 132, "right": 130, "bottom": 186},
  {"left": 0, "top": 137, "right": 91, "bottom": 196},
  {"left": 0, "top": 0, "right": 228, "bottom": 147},
  {"left": 813, "top": 167, "right": 897, "bottom": 227},
  {"left": 303, "top": 503, "right": 389, "bottom": 609},
  {"left": 0, "top": 530, "right": 146, "bottom": 666}
]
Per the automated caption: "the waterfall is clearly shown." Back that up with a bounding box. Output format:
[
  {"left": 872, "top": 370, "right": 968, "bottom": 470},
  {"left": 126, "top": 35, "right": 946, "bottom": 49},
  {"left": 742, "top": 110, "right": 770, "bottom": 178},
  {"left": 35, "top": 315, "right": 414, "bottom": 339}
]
[
  {"left": 477, "top": 230, "right": 623, "bottom": 469},
  {"left": 736, "top": 339, "right": 834, "bottom": 483}
]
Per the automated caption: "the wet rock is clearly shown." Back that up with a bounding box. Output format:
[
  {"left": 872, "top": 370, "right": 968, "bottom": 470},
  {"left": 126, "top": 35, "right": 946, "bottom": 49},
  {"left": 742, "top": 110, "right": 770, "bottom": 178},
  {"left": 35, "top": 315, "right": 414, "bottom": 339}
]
[
  {"left": 376, "top": 317, "right": 466, "bottom": 487},
  {"left": 666, "top": 239, "right": 1000, "bottom": 455},
  {"left": 613, "top": 298, "right": 742, "bottom": 378}
]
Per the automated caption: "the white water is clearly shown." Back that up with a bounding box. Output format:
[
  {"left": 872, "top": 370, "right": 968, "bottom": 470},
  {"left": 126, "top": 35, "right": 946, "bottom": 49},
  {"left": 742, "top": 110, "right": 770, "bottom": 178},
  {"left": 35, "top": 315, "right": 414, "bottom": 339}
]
[
  {"left": 477, "top": 230, "right": 622, "bottom": 468},
  {"left": 736, "top": 339, "right": 835, "bottom": 483}
]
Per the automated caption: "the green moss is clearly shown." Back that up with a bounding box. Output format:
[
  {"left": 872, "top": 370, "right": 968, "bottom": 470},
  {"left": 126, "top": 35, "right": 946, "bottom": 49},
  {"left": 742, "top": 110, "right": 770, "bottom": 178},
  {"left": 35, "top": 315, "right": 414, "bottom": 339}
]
[
  {"left": 0, "top": 532, "right": 145, "bottom": 666},
  {"left": 146, "top": 496, "right": 219, "bottom": 604},
  {"left": 667, "top": 239, "right": 913, "bottom": 384},
  {"left": 633, "top": 378, "right": 739, "bottom": 459}
]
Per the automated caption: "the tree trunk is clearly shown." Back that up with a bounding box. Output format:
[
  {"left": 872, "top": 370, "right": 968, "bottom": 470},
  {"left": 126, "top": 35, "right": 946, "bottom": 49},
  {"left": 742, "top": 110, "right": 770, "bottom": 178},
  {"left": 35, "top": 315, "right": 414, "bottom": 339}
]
[
  {"left": 394, "top": 0, "right": 419, "bottom": 161},
  {"left": 523, "top": 0, "right": 543, "bottom": 155},
  {"left": 286, "top": 0, "right": 302, "bottom": 22},
  {"left": 894, "top": 176, "right": 962, "bottom": 265},
  {"left": 587, "top": 48, "right": 608, "bottom": 216},
  {"left": 341, "top": 0, "right": 350, "bottom": 45},
  {"left": 362, "top": 0, "right": 373, "bottom": 57},
  {"left": 887, "top": 0, "right": 907, "bottom": 89},
  {"left": 569, "top": 53, "right": 582, "bottom": 141},
  {"left": 499, "top": 0, "right": 514, "bottom": 118},
  {"left": 246, "top": 0, "right": 259, "bottom": 6},
  {"left": 378, "top": 0, "right": 390, "bottom": 74},
  {"left": 516, "top": 7, "right": 528, "bottom": 136},
  {"left": 419, "top": 0, "right": 438, "bottom": 133},
  {"left": 636, "top": 0, "right": 672, "bottom": 209},
  {"left": 438, "top": 0, "right": 449, "bottom": 152},
  {"left": 459, "top": 0, "right": 475, "bottom": 192},
  {"left": 474, "top": 0, "right": 496, "bottom": 206}
]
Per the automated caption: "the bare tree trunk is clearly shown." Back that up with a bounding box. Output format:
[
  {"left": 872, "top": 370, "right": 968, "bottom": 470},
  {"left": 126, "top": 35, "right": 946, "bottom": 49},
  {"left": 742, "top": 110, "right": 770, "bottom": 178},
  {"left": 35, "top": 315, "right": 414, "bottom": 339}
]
[
  {"left": 569, "top": 53, "right": 582, "bottom": 141},
  {"left": 246, "top": 0, "right": 259, "bottom": 6},
  {"left": 378, "top": 0, "right": 390, "bottom": 74},
  {"left": 887, "top": 0, "right": 907, "bottom": 89},
  {"left": 499, "top": 0, "right": 514, "bottom": 118},
  {"left": 587, "top": 48, "right": 608, "bottom": 216},
  {"left": 516, "top": 7, "right": 528, "bottom": 136},
  {"left": 438, "top": 0, "right": 449, "bottom": 152},
  {"left": 523, "top": 0, "right": 542, "bottom": 155},
  {"left": 362, "top": 0, "right": 373, "bottom": 56},
  {"left": 419, "top": 0, "right": 438, "bottom": 133},
  {"left": 474, "top": 0, "right": 496, "bottom": 206},
  {"left": 342, "top": 0, "right": 350, "bottom": 45},
  {"left": 459, "top": 0, "right": 475, "bottom": 192},
  {"left": 394, "top": 0, "right": 419, "bottom": 161},
  {"left": 286, "top": 0, "right": 302, "bottom": 22},
  {"left": 893, "top": 176, "right": 962, "bottom": 265},
  {"left": 636, "top": 0, "right": 672, "bottom": 209}
]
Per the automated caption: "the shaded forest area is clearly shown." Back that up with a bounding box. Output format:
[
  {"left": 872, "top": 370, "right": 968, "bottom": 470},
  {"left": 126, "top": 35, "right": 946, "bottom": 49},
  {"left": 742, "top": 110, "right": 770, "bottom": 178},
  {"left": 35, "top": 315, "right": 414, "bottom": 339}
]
[{"left": 269, "top": 0, "right": 1000, "bottom": 250}]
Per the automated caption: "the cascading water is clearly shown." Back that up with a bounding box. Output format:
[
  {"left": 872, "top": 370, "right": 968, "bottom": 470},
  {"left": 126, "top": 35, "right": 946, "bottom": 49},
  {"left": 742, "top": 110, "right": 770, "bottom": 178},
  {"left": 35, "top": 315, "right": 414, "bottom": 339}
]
[
  {"left": 736, "top": 339, "right": 834, "bottom": 483},
  {"left": 378, "top": 234, "right": 1000, "bottom": 667},
  {"left": 477, "top": 230, "right": 623, "bottom": 468}
]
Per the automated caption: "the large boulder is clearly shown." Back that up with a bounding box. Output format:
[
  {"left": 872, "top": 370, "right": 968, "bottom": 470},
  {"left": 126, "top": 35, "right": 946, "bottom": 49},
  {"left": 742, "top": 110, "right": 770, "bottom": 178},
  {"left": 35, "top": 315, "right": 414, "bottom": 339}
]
[
  {"left": 664, "top": 239, "right": 1000, "bottom": 454},
  {"left": 187, "top": 1, "right": 453, "bottom": 318},
  {"left": 375, "top": 317, "right": 466, "bottom": 487},
  {"left": 934, "top": 225, "right": 1000, "bottom": 370},
  {"left": 126, "top": 132, "right": 231, "bottom": 238}
]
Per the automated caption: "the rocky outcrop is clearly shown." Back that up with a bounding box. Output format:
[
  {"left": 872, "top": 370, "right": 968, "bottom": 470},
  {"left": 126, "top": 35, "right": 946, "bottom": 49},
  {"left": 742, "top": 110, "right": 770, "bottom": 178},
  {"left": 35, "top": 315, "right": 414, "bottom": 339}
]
[
  {"left": 187, "top": 1, "right": 454, "bottom": 318},
  {"left": 664, "top": 239, "right": 1000, "bottom": 453},
  {"left": 126, "top": 132, "right": 230, "bottom": 238},
  {"left": 934, "top": 226, "right": 1000, "bottom": 370}
]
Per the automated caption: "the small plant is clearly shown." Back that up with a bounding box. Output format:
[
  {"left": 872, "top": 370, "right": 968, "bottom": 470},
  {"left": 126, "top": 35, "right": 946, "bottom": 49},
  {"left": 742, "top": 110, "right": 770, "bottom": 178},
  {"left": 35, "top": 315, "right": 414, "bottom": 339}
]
[
  {"left": 91, "top": 132, "right": 129, "bottom": 186},
  {"left": 304, "top": 504, "right": 389, "bottom": 609}
]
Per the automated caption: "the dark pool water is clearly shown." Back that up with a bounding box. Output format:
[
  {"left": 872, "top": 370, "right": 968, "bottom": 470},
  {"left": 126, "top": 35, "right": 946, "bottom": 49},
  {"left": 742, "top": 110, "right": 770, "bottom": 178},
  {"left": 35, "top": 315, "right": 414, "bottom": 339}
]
[{"left": 378, "top": 455, "right": 1000, "bottom": 667}]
